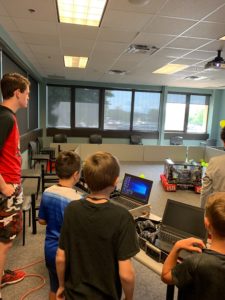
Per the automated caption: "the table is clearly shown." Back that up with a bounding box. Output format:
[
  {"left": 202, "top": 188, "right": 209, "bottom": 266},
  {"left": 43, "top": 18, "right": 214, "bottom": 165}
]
[{"left": 134, "top": 213, "right": 177, "bottom": 300}]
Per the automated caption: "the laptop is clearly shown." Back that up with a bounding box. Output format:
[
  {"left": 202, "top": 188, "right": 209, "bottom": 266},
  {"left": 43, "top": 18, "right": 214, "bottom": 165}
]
[
  {"left": 110, "top": 173, "right": 153, "bottom": 211},
  {"left": 155, "top": 199, "right": 207, "bottom": 259}
]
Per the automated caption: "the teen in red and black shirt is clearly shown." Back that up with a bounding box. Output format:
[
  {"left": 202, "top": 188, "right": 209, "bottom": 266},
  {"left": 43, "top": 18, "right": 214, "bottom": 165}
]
[{"left": 0, "top": 73, "right": 30, "bottom": 298}]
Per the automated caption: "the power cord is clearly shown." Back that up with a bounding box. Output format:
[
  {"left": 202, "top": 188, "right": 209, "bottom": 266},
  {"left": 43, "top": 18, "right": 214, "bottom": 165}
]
[{"left": 10, "top": 259, "right": 46, "bottom": 300}]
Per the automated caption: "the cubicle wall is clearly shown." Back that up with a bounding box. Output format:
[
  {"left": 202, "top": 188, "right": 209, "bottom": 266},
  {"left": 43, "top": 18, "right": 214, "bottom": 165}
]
[
  {"left": 143, "top": 145, "right": 187, "bottom": 162},
  {"left": 188, "top": 146, "right": 205, "bottom": 162},
  {"left": 204, "top": 146, "right": 225, "bottom": 162},
  {"left": 50, "top": 143, "right": 208, "bottom": 163}
]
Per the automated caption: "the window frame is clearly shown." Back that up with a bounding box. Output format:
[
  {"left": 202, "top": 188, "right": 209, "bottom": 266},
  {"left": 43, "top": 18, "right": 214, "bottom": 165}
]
[
  {"left": 164, "top": 92, "right": 210, "bottom": 140},
  {"left": 46, "top": 84, "right": 161, "bottom": 139}
]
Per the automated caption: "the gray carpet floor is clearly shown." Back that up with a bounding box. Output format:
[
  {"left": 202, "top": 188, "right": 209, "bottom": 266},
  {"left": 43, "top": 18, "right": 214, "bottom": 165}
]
[{"left": 2, "top": 162, "right": 200, "bottom": 300}]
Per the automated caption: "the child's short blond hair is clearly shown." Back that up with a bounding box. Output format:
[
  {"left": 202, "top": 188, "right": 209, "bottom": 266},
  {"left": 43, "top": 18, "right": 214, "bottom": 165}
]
[
  {"left": 205, "top": 192, "right": 225, "bottom": 237},
  {"left": 83, "top": 151, "right": 120, "bottom": 192}
]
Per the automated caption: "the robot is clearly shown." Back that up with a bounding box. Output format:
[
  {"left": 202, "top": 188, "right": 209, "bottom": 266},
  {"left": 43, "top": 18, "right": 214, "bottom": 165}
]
[{"left": 160, "top": 158, "right": 202, "bottom": 193}]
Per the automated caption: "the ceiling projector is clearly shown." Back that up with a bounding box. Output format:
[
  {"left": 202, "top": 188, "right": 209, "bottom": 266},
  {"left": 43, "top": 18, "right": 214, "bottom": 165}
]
[{"left": 205, "top": 50, "right": 225, "bottom": 69}]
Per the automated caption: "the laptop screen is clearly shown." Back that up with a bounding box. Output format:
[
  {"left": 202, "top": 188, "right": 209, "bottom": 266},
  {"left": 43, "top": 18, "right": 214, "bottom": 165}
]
[
  {"left": 162, "top": 199, "right": 206, "bottom": 240},
  {"left": 120, "top": 173, "right": 153, "bottom": 204}
]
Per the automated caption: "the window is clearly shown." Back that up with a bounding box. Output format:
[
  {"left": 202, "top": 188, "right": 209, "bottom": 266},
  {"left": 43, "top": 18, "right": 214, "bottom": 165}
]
[
  {"left": 75, "top": 88, "right": 99, "bottom": 128},
  {"left": 47, "top": 86, "right": 71, "bottom": 128},
  {"left": 46, "top": 85, "right": 161, "bottom": 139},
  {"left": 165, "top": 93, "right": 209, "bottom": 133},
  {"left": 104, "top": 90, "right": 132, "bottom": 130},
  {"left": 133, "top": 91, "right": 160, "bottom": 131},
  {"left": 165, "top": 94, "right": 186, "bottom": 131},
  {"left": 187, "top": 95, "right": 208, "bottom": 133}
]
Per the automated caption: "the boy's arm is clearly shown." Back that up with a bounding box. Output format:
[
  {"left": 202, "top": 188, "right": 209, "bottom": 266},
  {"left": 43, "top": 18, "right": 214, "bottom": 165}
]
[
  {"left": 56, "top": 247, "right": 66, "bottom": 299},
  {"left": 200, "top": 160, "right": 214, "bottom": 208},
  {"left": 38, "top": 218, "right": 47, "bottom": 225},
  {"left": 161, "top": 237, "right": 205, "bottom": 285},
  {"left": 119, "top": 259, "right": 135, "bottom": 300}
]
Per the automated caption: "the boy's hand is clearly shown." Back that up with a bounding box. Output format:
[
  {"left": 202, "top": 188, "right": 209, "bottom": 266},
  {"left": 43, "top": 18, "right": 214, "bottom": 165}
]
[
  {"left": 175, "top": 237, "right": 205, "bottom": 253},
  {"left": 1, "top": 183, "right": 15, "bottom": 197},
  {"left": 56, "top": 286, "right": 65, "bottom": 300}
]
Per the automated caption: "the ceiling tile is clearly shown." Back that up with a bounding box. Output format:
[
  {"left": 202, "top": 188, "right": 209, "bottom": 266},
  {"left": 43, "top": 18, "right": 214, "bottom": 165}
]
[
  {"left": 102, "top": 10, "right": 153, "bottom": 31},
  {"left": 183, "top": 50, "right": 215, "bottom": 60},
  {"left": 59, "top": 23, "right": 98, "bottom": 40},
  {"left": 158, "top": 0, "right": 225, "bottom": 20},
  {"left": 20, "top": 32, "right": 59, "bottom": 46},
  {"left": 167, "top": 36, "right": 213, "bottom": 49},
  {"left": 183, "top": 21, "right": 225, "bottom": 39},
  {"left": 0, "top": 0, "right": 57, "bottom": 21},
  {"left": 12, "top": 18, "right": 58, "bottom": 35},
  {"left": 205, "top": 4, "right": 225, "bottom": 23},
  {"left": 108, "top": 0, "right": 167, "bottom": 14},
  {"left": 97, "top": 28, "right": 136, "bottom": 43},
  {"left": 133, "top": 33, "right": 176, "bottom": 48},
  {"left": 143, "top": 16, "right": 196, "bottom": 35}
]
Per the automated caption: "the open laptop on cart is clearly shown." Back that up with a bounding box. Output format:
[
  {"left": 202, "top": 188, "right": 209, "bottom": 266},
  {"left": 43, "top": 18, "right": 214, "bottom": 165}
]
[
  {"left": 110, "top": 173, "right": 153, "bottom": 215},
  {"left": 155, "top": 199, "right": 207, "bottom": 260}
]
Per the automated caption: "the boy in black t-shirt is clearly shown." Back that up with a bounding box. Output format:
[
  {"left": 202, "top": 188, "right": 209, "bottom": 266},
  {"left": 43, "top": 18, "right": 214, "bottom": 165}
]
[
  {"left": 56, "top": 151, "right": 139, "bottom": 300},
  {"left": 161, "top": 192, "right": 225, "bottom": 300}
]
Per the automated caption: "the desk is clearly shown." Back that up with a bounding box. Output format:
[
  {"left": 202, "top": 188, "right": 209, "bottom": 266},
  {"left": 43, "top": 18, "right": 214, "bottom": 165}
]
[{"left": 21, "top": 169, "right": 41, "bottom": 234}]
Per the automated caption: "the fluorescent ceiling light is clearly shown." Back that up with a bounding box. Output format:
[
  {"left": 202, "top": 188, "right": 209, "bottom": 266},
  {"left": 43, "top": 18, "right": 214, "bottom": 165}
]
[
  {"left": 56, "top": 0, "right": 107, "bottom": 27},
  {"left": 153, "top": 64, "right": 189, "bottom": 74},
  {"left": 64, "top": 56, "right": 88, "bottom": 68}
]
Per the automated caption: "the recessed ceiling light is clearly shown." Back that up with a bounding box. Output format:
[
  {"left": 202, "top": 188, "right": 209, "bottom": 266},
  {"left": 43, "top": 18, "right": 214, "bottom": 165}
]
[
  {"left": 56, "top": 0, "right": 108, "bottom": 27},
  {"left": 64, "top": 56, "right": 88, "bottom": 68},
  {"left": 153, "top": 64, "right": 189, "bottom": 74},
  {"left": 219, "top": 35, "right": 225, "bottom": 40}
]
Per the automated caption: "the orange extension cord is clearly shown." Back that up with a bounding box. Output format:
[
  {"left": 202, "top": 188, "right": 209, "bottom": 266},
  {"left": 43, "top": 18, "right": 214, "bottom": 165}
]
[{"left": 13, "top": 258, "right": 46, "bottom": 300}]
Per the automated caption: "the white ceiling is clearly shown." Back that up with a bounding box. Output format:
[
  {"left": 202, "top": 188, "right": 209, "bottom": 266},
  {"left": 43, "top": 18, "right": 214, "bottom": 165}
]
[{"left": 1, "top": 0, "right": 225, "bottom": 88}]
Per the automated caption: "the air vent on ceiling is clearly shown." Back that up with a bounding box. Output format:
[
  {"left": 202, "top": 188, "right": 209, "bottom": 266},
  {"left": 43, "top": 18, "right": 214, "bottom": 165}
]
[
  {"left": 126, "top": 44, "right": 159, "bottom": 54},
  {"left": 108, "top": 70, "right": 127, "bottom": 75},
  {"left": 184, "top": 75, "right": 207, "bottom": 81}
]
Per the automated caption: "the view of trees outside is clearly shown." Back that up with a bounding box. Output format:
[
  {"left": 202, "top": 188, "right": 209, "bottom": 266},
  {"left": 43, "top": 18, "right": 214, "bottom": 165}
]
[
  {"left": 133, "top": 91, "right": 160, "bottom": 131},
  {"left": 187, "top": 95, "right": 208, "bottom": 133},
  {"left": 47, "top": 86, "right": 71, "bottom": 128},
  {"left": 75, "top": 88, "right": 99, "bottom": 128},
  {"left": 165, "top": 93, "right": 208, "bottom": 133},
  {"left": 47, "top": 86, "right": 209, "bottom": 134},
  {"left": 104, "top": 90, "right": 132, "bottom": 130}
]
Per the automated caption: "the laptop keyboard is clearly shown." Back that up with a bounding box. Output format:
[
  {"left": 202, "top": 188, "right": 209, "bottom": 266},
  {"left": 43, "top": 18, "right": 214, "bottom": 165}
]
[
  {"left": 116, "top": 197, "right": 138, "bottom": 209},
  {"left": 159, "top": 230, "right": 181, "bottom": 244}
]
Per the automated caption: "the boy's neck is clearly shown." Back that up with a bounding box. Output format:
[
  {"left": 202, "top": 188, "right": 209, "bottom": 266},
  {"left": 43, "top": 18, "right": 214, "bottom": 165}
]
[
  {"left": 58, "top": 178, "right": 75, "bottom": 189},
  {"left": 87, "top": 187, "right": 113, "bottom": 203},
  {"left": 209, "top": 237, "right": 225, "bottom": 255}
]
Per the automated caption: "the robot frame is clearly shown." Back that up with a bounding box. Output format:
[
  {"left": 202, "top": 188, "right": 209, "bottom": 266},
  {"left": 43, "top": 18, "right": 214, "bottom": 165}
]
[{"left": 160, "top": 158, "right": 202, "bottom": 193}]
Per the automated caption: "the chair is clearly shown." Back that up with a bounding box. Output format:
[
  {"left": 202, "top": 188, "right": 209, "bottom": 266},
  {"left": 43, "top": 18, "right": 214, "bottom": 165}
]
[
  {"left": 28, "top": 141, "right": 50, "bottom": 170},
  {"left": 170, "top": 136, "right": 183, "bottom": 145},
  {"left": 53, "top": 133, "right": 67, "bottom": 143},
  {"left": 41, "top": 164, "right": 58, "bottom": 193},
  {"left": 130, "top": 135, "right": 142, "bottom": 145},
  {"left": 89, "top": 134, "right": 102, "bottom": 144},
  {"left": 36, "top": 137, "right": 56, "bottom": 159},
  {"left": 22, "top": 169, "right": 41, "bottom": 237}
]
